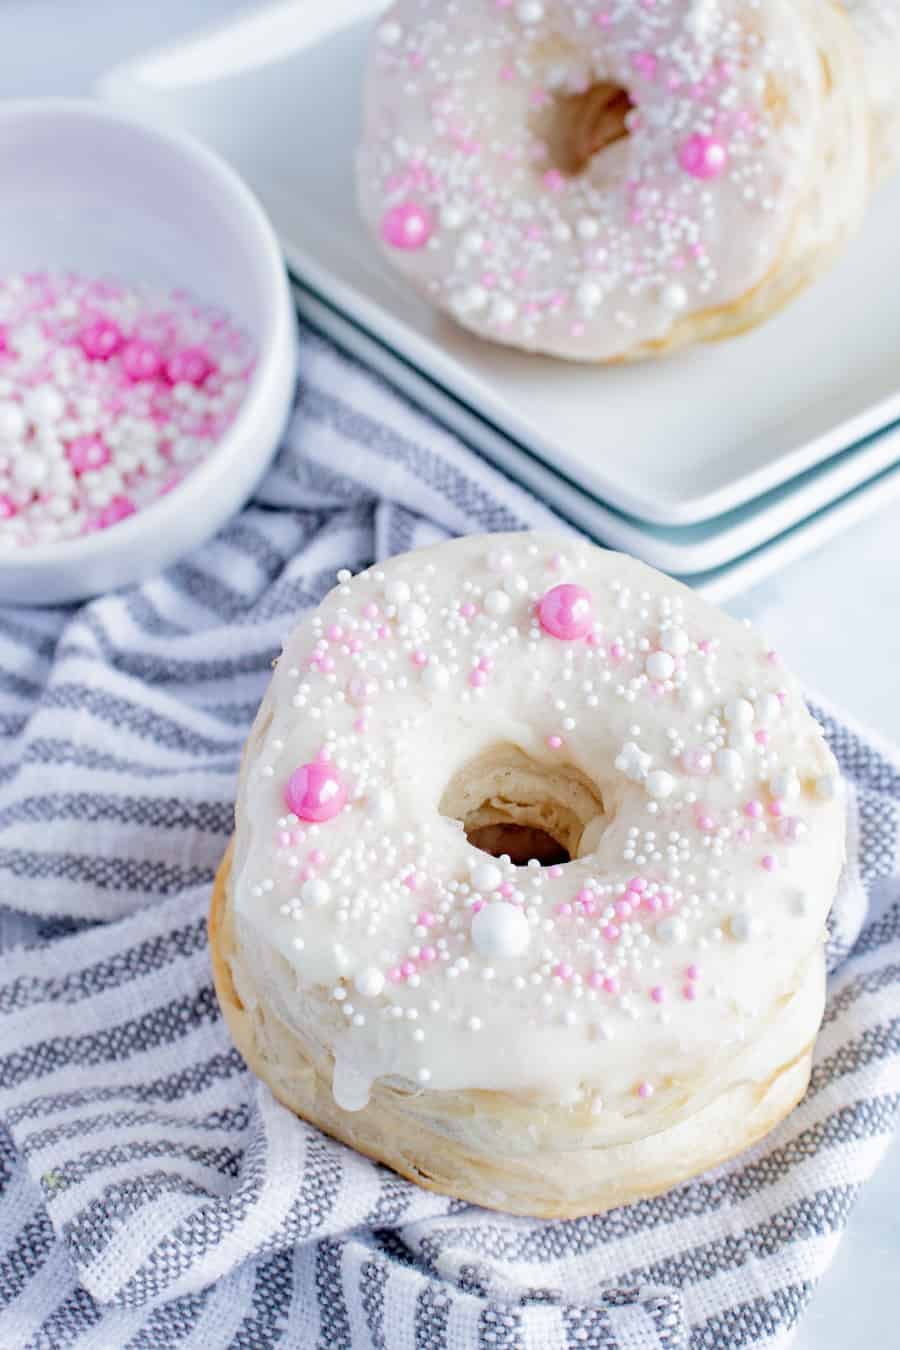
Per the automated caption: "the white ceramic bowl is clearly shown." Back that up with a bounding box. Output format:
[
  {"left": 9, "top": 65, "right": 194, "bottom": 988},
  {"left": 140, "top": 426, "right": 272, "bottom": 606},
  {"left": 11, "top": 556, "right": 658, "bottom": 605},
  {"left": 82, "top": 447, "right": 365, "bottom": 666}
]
[{"left": 0, "top": 98, "right": 298, "bottom": 606}]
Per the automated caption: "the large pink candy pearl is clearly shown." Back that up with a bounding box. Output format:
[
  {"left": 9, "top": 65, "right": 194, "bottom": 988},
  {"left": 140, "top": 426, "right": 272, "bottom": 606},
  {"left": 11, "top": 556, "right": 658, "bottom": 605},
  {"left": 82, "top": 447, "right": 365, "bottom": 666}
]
[
  {"left": 121, "top": 338, "right": 163, "bottom": 382},
  {"left": 538, "top": 584, "right": 594, "bottom": 640},
  {"left": 284, "top": 761, "right": 347, "bottom": 822},
  {"left": 678, "top": 134, "right": 728, "bottom": 180},
  {"left": 166, "top": 346, "right": 215, "bottom": 387},
  {"left": 381, "top": 201, "right": 434, "bottom": 251},
  {"left": 79, "top": 318, "right": 123, "bottom": 361}
]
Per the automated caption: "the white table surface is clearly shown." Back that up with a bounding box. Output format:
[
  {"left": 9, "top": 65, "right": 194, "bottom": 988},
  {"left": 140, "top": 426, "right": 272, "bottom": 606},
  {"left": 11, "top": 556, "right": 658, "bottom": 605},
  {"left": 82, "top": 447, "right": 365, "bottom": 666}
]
[{"left": 3, "top": 3, "right": 898, "bottom": 1345}]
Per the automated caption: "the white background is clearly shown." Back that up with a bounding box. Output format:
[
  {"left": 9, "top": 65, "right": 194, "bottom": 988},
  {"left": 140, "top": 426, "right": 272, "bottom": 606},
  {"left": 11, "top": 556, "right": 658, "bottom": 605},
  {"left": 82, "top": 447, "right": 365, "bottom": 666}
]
[{"left": 1, "top": 2, "right": 897, "bottom": 1345}]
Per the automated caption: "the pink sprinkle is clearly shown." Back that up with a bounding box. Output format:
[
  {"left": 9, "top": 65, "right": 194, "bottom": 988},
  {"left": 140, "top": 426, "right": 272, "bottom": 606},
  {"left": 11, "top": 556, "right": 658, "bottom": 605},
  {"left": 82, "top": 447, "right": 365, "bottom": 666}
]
[
  {"left": 353, "top": 716, "right": 367, "bottom": 734},
  {"left": 602, "top": 975, "right": 619, "bottom": 995},
  {"left": 777, "top": 817, "right": 804, "bottom": 843},
  {"left": 650, "top": 986, "right": 665, "bottom": 1004},
  {"left": 555, "top": 901, "right": 573, "bottom": 917},
  {"left": 777, "top": 690, "right": 788, "bottom": 705},
  {"left": 326, "top": 625, "right": 344, "bottom": 641},
  {"left": 0, "top": 495, "right": 17, "bottom": 520},
  {"left": 686, "top": 965, "right": 699, "bottom": 980},
  {"left": 683, "top": 984, "right": 697, "bottom": 1001},
  {"left": 548, "top": 865, "right": 564, "bottom": 879},
  {"left": 459, "top": 601, "right": 477, "bottom": 618},
  {"left": 79, "top": 317, "right": 122, "bottom": 360},
  {"left": 737, "top": 827, "right": 753, "bottom": 844},
  {"left": 471, "top": 898, "right": 486, "bottom": 914},
  {"left": 120, "top": 338, "right": 163, "bottom": 381},
  {"left": 543, "top": 170, "right": 565, "bottom": 193},
  {"left": 766, "top": 649, "right": 779, "bottom": 664},
  {"left": 632, "top": 51, "right": 657, "bottom": 79},
  {"left": 744, "top": 800, "right": 764, "bottom": 820},
  {"left": 285, "top": 760, "right": 347, "bottom": 823},
  {"left": 381, "top": 201, "right": 434, "bottom": 251},
  {"left": 696, "top": 813, "right": 716, "bottom": 834},
  {"left": 768, "top": 799, "right": 784, "bottom": 818},
  {"left": 388, "top": 966, "right": 403, "bottom": 984},
  {"left": 93, "top": 496, "right": 136, "bottom": 530},
  {"left": 576, "top": 887, "right": 593, "bottom": 907},
  {"left": 554, "top": 962, "right": 573, "bottom": 981},
  {"left": 587, "top": 970, "right": 604, "bottom": 990},
  {"left": 627, "top": 877, "right": 647, "bottom": 894},
  {"left": 411, "top": 650, "right": 428, "bottom": 667},
  {"left": 615, "top": 898, "right": 633, "bottom": 919},
  {"left": 642, "top": 894, "right": 661, "bottom": 914},
  {"left": 547, "top": 734, "right": 563, "bottom": 750},
  {"left": 593, "top": 10, "right": 612, "bottom": 26},
  {"left": 363, "top": 602, "right": 379, "bottom": 620},
  {"left": 309, "top": 848, "right": 326, "bottom": 867},
  {"left": 761, "top": 855, "right": 777, "bottom": 872},
  {"left": 66, "top": 434, "right": 110, "bottom": 475},
  {"left": 478, "top": 656, "right": 494, "bottom": 671},
  {"left": 400, "top": 960, "right": 417, "bottom": 979},
  {"left": 755, "top": 730, "right": 770, "bottom": 746},
  {"left": 609, "top": 641, "right": 626, "bottom": 663},
  {"left": 166, "top": 346, "right": 215, "bottom": 387},
  {"left": 469, "top": 670, "right": 487, "bottom": 688},
  {"left": 499, "top": 882, "right": 515, "bottom": 898},
  {"left": 682, "top": 749, "right": 712, "bottom": 776},
  {"left": 417, "top": 910, "right": 436, "bottom": 928},
  {"left": 637, "top": 1081, "right": 654, "bottom": 1100},
  {"left": 602, "top": 924, "right": 620, "bottom": 944},
  {"left": 277, "top": 830, "right": 292, "bottom": 848},
  {"left": 419, "top": 946, "right": 437, "bottom": 964}
]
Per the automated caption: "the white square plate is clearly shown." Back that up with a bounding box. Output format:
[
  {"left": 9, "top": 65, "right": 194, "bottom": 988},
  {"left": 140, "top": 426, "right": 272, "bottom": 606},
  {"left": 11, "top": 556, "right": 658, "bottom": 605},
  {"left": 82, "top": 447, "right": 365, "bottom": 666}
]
[{"left": 99, "top": 0, "right": 900, "bottom": 528}]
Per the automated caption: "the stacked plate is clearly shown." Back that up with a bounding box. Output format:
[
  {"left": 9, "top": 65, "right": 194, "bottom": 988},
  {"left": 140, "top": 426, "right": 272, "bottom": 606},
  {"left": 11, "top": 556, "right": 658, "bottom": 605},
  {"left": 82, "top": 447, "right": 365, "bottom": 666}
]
[{"left": 100, "top": 0, "right": 900, "bottom": 601}]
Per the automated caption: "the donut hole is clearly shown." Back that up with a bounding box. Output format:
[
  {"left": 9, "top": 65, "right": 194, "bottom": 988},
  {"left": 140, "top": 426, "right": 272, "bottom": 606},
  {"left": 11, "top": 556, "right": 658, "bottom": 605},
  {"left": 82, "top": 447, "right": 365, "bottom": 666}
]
[
  {"left": 541, "top": 81, "right": 633, "bottom": 177},
  {"left": 439, "top": 744, "right": 605, "bottom": 868}
]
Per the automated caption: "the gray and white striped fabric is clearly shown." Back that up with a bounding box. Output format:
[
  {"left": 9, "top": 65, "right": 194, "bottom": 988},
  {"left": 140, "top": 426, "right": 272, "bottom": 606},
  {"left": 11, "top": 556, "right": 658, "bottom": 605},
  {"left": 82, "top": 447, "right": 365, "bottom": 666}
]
[{"left": 0, "top": 321, "right": 897, "bottom": 1350}]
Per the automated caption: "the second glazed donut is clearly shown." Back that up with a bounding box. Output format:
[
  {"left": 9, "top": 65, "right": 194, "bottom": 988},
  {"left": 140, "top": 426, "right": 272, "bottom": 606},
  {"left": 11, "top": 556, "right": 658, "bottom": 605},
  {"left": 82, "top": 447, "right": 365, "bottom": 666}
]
[{"left": 357, "top": 0, "right": 870, "bottom": 361}]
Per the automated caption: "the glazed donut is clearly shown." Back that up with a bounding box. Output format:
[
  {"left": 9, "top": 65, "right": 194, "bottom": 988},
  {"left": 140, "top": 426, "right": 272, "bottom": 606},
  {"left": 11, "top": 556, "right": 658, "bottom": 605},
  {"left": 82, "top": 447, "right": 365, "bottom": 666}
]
[
  {"left": 211, "top": 532, "right": 845, "bottom": 1217},
  {"left": 356, "top": 0, "right": 870, "bottom": 362}
]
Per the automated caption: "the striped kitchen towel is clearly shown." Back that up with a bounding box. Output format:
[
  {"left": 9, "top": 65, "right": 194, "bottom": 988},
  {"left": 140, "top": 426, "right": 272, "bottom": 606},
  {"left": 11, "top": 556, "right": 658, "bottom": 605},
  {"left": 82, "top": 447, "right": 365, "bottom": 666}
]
[{"left": 0, "top": 322, "right": 896, "bottom": 1350}]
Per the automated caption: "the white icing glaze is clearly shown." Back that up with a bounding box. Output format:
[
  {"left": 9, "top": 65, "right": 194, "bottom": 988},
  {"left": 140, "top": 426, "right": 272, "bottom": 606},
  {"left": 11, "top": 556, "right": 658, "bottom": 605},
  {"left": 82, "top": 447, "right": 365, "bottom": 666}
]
[
  {"left": 846, "top": 0, "right": 900, "bottom": 181},
  {"left": 357, "top": 0, "right": 857, "bottom": 360},
  {"left": 231, "top": 533, "right": 845, "bottom": 1119}
]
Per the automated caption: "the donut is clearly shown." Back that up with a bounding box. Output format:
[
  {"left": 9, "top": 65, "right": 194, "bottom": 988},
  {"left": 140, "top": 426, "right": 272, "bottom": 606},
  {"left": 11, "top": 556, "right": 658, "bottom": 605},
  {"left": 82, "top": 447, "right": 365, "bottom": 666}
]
[
  {"left": 356, "top": 0, "right": 871, "bottom": 362},
  {"left": 210, "top": 533, "right": 845, "bottom": 1217}
]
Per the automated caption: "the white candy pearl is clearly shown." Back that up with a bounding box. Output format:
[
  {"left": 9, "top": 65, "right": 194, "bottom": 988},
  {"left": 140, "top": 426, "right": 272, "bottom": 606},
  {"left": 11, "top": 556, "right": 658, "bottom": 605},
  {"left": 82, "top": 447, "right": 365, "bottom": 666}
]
[
  {"left": 661, "top": 627, "right": 689, "bottom": 656},
  {"left": 25, "top": 385, "right": 65, "bottom": 424},
  {"left": 661, "top": 283, "right": 688, "bottom": 311},
  {"left": 725, "top": 698, "right": 754, "bottom": 728},
  {"left": 646, "top": 769, "right": 675, "bottom": 799},
  {"left": 442, "top": 204, "right": 468, "bottom": 230},
  {"left": 655, "top": 917, "right": 686, "bottom": 945},
  {"left": 385, "top": 579, "right": 411, "bottom": 606},
  {"left": 301, "top": 879, "right": 331, "bottom": 906},
  {"left": 399, "top": 602, "right": 427, "bottom": 629},
  {"left": 576, "top": 217, "right": 599, "bottom": 240},
  {"left": 517, "top": 1, "right": 544, "bottom": 23},
  {"left": 378, "top": 20, "right": 402, "bottom": 44},
  {"left": 370, "top": 789, "right": 395, "bottom": 820},
  {"left": 354, "top": 967, "right": 385, "bottom": 998},
  {"left": 646, "top": 651, "right": 675, "bottom": 681},
  {"left": 715, "top": 748, "right": 743, "bottom": 780},
  {"left": 728, "top": 912, "right": 757, "bottom": 942},
  {"left": 422, "top": 664, "right": 449, "bottom": 691},
  {"left": 491, "top": 298, "right": 518, "bottom": 324},
  {"left": 576, "top": 281, "right": 602, "bottom": 311},
  {"left": 816, "top": 774, "right": 837, "bottom": 800},
  {"left": 12, "top": 452, "right": 49, "bottom": 488},
  {"left": 470, "top": 861, "right": 503, "bottom": 892},
  {"left": 484, "top": 588, "right": 511, "bottom": 617},
  {"left": 0, "top": 402, "right": 25, "bottom": 442},
  {"left": 471, "top": 901, "right": 530, "bottom": 959}
]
